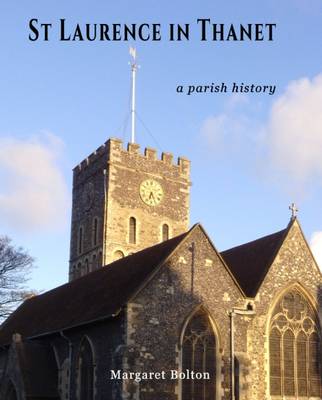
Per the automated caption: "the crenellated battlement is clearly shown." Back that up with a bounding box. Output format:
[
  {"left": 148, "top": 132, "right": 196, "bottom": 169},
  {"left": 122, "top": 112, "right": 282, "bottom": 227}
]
[
  {"left": 73, "top": 142, "right": 107, "bottom": 172},
  {"left": 73, "top": 137, "right": 190, "bottom": 177},
  {"left": 109, "top": 138, "right": 190, "bottom": 177}
]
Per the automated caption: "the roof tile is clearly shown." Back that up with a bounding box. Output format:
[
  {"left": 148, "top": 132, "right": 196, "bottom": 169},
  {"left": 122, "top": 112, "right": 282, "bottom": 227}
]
[
  {"left": 0, "top": 231, "right": 188, "bottom": 345},
  {"left": 221, "top": 228, "right": 288, "bottom": 297}
]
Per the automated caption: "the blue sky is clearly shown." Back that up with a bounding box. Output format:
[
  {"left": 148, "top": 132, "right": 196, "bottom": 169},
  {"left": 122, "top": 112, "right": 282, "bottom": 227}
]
[{"left": 0, "top": 0, "right": 322, "bottom": 292}]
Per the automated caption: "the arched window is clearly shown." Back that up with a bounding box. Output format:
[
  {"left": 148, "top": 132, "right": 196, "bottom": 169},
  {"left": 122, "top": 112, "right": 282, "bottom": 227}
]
[
  {"left": 129, "top": 217, "right": 136, "bottom": 244},
  {"left": 92, "top": 254, "right": 97, "bottom": 270},
  {"left": 77, "top": 262, "right": 82, "bottom": 278},
  {"left": 92, "top": 218, "right": 98, "bottom": 246},
  {"left": 78, "top": 226, "right": 83, "bottom": 254},
  {"left": 113, "top": 250, "right": 124, "bottom": 261},
  {"left": 78, "top": 338, "right": 94, "bottom": 400},
  {"left": 162, "top": 224, "right": 169, "bottom": 241},
  {"left": 269, "top": 289, "right": 321, "bottom": 398},
  {"left": 181, "top": 308, "right": 217, "bottom": 400}
]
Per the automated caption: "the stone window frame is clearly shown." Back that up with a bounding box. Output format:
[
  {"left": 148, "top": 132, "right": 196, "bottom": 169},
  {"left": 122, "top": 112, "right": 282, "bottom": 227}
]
[
  {"left": 267, "top": 284, "right": 321, "bottom": 400},
  {"left": 76, "top": 335, "right": 97, "bottom": 400},
  {"left": 84, "top": 258, "right": 89, "bottom": 274},
  {"left": 128, "top": 215, "right": 139, "bottom": 245},
  {"left": 92, "top": 253, "right": 97, "bottom": 270},
  {"left": 57, "top": 355, "right": 70, "bottom": 400},
  {"left": 78, "top": 225, "right": 84, "bottom": 255},
  {"left": 113, "top": 248, "right": 126, "bottom": 261},
  {"left": 177, "top": 304, "right": 223, "bottom": 400},
  {"left": 77, "top": 262, "right": 82, "bottom": 279},
  {"left": 92, "top": 217, "right": 99, "bottom": 247},
  {"left": 72, "top": 264, "right": 76, "bottom": 277},
  {"left": 161, "top": 222, "right": 171, "bottom": 242}
]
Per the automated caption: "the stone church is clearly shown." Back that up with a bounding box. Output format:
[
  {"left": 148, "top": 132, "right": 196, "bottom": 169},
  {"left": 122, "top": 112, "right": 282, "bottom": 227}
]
[{"left": 0, "top": 138, "right": 321, "bottom": 400}]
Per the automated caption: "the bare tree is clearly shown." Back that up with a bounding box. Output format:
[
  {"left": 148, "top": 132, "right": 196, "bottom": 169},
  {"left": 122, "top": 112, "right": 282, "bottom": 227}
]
[{"left": 0, "top": 235, "right": 35, "bottom": 321}]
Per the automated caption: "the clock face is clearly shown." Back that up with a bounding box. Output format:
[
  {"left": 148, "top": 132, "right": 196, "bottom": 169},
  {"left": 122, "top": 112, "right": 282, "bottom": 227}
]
[{"left": 140, "top": 179, "right": 163, "bottom": 206}]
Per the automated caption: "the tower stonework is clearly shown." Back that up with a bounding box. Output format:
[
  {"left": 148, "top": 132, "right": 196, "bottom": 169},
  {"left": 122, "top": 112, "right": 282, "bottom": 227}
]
[{"left": 69, "top": 138, "right": 190, "bottom": 281}]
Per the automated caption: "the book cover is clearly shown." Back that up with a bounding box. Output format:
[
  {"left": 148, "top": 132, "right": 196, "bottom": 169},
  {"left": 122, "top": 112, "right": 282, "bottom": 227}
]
[{"left": 0, "top": 1, "right": 321, "bottom": 399}]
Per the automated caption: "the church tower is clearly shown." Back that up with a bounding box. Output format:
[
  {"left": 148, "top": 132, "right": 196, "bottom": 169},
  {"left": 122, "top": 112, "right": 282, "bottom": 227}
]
[{"left": 69, "top": 138, "right": 190, "bottom": 281}]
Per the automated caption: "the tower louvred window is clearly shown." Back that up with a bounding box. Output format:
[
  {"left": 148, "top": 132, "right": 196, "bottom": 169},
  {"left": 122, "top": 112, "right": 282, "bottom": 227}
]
[
  {"left": 162, "top": 224, "right": 169, "bottom": 241},
  {"left": 269, "top": 289, "right": 321, "bottom": 398},
  {"left": 93, "top": 218, "right": 98, "bottom": 246},
  {"left": 78, "top": 227, "right": 83, "bottom": 254},
  {"left": 129, "top": 217, "right": 136, "bottom": 244}
]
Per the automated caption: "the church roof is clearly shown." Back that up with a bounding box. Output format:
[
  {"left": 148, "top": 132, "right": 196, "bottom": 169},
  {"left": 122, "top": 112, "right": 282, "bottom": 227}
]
[
  {"left": 0, "top": 230, "right": 189, "bottom": 346},
  {"left": 0, "top": 222, "right": 293, "bottom": 345},
  {"left": 221, "top": 226, "right": 289, "bottom": 297}
]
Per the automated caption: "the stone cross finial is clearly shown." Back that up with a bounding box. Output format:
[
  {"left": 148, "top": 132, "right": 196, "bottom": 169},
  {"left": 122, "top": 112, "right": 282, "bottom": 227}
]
[{"left": 289, "top": 203, "right": 298, "bottom": 219}]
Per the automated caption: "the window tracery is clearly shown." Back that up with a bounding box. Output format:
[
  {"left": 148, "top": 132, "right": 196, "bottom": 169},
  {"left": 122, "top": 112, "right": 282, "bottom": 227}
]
[
  {"left": 181, "top": 309, "right": 217, "bottom": 400},
  {"left": 78, "top": 338, "right": 94, "bottom": 400},
  {"left": 269, "top": 289, "right": 321, "bottom": 398}
]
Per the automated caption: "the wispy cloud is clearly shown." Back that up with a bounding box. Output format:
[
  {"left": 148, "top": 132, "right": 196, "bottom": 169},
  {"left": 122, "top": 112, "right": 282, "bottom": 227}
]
[
  {"left": 200, "top": 74, "right": 322, "bottom": 194},
  {"left": 0, "top": 132, "right": 69, "bottom": 232},
  {"left": 265, "top": 74, "right": 322, "bottom": 186},
  {"left": 200, "top": 94, "right": 261, "bottom": 159}
]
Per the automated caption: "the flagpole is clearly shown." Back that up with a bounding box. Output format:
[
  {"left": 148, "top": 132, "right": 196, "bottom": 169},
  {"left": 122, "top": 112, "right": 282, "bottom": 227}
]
[{"left": 129, "top": 48, "right": 137, "bottom": 144}]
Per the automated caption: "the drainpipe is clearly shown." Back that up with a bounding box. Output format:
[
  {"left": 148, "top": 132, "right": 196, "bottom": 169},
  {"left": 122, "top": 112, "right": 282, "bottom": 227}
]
[
  {"left": 60, "top": 331, "right": 72, "bottom": 400},
  {"left": 229, "top": 307, "right": 256, "bottom": 400}
]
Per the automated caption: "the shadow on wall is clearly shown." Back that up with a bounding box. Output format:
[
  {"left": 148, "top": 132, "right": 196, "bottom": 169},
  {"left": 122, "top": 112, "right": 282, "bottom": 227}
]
[
  {"left": 111, "top": 255, "right": 233, "bottom": 400},
  {"left": 114, "top": 269, "right": 322, "bottom": 400}
]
